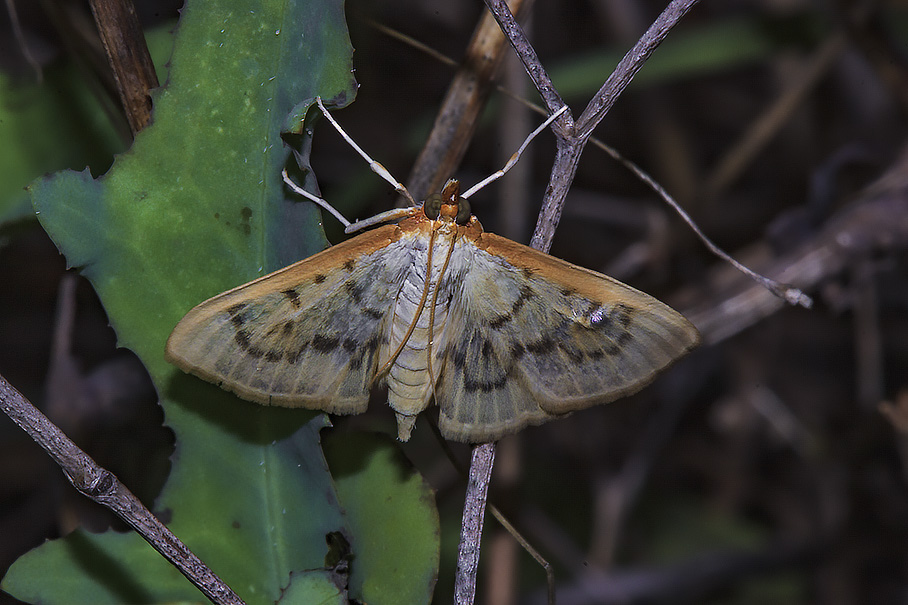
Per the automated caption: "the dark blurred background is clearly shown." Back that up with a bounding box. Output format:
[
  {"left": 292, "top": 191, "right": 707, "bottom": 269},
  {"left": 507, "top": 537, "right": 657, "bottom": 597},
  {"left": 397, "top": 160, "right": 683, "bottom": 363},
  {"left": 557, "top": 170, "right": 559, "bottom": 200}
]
[{"left": 2, "top": 0, "right": 908, "bottom": 603}]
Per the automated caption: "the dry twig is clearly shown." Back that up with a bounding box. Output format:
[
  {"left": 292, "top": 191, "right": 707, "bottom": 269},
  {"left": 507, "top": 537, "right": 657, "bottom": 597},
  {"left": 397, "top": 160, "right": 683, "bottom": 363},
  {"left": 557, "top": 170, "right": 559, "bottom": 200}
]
[
  {"left": 454, "top": 1, "right": 703, "bottom": 602},
  {"left": 0, "top": 373, "right": 244, "bottom": 605}
]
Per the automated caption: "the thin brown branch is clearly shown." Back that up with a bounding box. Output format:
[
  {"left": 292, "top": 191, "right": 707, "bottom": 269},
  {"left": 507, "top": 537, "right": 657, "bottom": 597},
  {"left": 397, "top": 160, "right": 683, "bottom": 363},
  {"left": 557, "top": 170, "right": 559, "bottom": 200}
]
[
  {"left": 88, "top": 0, "right": 159, "bottom": 134},
  {"left": 428, "top": 421, "right": 556, "bottom": 602},
  {"left": 455, "top": 2, "right": 702, "bottom": 600},
  {"left": 0, "top": 373, "right": 244, "bottom": 605},
  {"left": 576, "top": 0, "right": 701, "bottom": 136},
  {"left": 683, "top": 150, "right": 908, "bottom": 344},
  {"left": 485, "top": 0, "right": 701, "bottom": 251},
  {"left": 404, "top": 0, "right": 529, "bottom": 203},
  {"left": 482, "top": 0, "right": 567, "bottom": 123},
  {"left": 455, "top": 442, "right": 496, "bottom": 605}
]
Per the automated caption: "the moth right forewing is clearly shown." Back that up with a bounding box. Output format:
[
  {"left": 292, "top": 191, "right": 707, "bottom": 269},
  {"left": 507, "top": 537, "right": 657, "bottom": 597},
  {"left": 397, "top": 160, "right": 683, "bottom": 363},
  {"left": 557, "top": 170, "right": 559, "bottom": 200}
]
[{"left": 165, "top": 224, "right": 412, "bottom": 414}]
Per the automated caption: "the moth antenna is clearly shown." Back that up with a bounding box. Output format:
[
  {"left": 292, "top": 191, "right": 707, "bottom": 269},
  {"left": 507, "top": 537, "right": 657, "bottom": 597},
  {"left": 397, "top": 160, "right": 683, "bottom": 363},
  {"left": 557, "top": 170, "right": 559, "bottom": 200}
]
[
  {"left": 315, "top": 97, "right": 418, "bottom": 206},
  {"left": 461, "top": 104, "right": 569, "bottom": 200},
  {"left": 426, "top": 230, "right": 459, "bottom": 403},
  {"left": 589, "top": 137, "right": 814, "bottom": 309},
  {"left": 372, "top": 229, "right": 438, "bottom": 385},
  {"left": 281, "top": 169, "right": 352, "bottom": 228}
]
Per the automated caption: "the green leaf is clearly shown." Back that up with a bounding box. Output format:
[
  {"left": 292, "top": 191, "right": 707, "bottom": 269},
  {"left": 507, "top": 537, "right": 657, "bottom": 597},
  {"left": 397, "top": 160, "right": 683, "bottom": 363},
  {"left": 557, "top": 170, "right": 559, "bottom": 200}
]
[
  {"left": 0, "top": 25, "right": 175, "bottom": 229},
  {"left": 4, "top": 0, "right": 441, "bottom": 599},
  {"left": 1, "top": 0, "right": 437, "bottom": 603},
  {"left": 549, "top": 16, "right": 819, "bottom": 99},
  {"left": 3, "top": 530, "right": 204, "bottom": 605},
  {"left": 279, "top": 569, "right": 347, "bottom": 604},
  {"left": 324, "top": 433, "right": 440, "bottom": 604}
]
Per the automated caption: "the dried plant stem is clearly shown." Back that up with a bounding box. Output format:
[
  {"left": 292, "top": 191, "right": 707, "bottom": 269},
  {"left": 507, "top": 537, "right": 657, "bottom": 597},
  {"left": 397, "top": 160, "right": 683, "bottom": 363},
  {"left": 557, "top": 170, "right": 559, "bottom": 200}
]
[
  {"left": 0, "top": 373, "right": 244, "bottom": 605},
  {"left": 404, "top": 0, "right": 528, "bottom": 203},
  {"left": 453, "top": 1, "right": 703, "bottom": 602},
  {"left": 88, "top": 0, "right": 159, "bottom": 134},
  {"left": 455, "top": 442, "right": 496, "bottom": 604}
]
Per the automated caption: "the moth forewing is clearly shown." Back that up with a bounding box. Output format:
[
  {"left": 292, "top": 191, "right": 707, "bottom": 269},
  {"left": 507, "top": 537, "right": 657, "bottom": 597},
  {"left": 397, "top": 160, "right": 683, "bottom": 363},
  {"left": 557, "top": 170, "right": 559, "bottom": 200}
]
[
  {"left": 165, "top": 222, "right": 410, "bottom": 415},
  {"left": 432, "top": 231, "right": 700, "bottom": 442}
]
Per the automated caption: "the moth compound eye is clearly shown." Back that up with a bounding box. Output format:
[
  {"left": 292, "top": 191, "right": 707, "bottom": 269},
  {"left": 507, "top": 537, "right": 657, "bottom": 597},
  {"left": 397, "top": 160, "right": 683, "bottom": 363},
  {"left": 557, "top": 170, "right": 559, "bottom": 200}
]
[
  {"left": 424, "top": 194, "right": 442, "bottom": 219},
  {"left": 455, "top": 197, "right": 471, "bottom": 225}
]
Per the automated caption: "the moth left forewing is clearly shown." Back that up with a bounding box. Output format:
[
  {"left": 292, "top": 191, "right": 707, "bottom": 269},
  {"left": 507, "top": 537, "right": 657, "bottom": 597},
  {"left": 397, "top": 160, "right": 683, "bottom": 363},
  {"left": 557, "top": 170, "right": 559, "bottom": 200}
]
[
  {"left": 166, "top": 224, "right": 414, "bottom": 413},
  {"left": 436, "top": 233, "right": 699, "bottom": 442}
]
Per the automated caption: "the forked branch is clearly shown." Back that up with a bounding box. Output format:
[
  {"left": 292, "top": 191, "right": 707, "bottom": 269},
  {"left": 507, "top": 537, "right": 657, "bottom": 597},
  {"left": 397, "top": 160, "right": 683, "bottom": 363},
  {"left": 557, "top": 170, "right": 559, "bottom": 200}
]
[
  {"left": 454, "top": 2, "right": 703, "bottom": 603},
  {"left": 483, "top": 0, "right": 703, "bottom": 249}
]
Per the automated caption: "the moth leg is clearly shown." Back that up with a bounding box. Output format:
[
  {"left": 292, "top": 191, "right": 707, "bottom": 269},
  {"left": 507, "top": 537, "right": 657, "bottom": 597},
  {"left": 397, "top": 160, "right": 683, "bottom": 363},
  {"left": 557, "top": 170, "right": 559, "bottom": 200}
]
[
  {"left": 314, "top": 97, "right": 416, "bottom": 206},
  {"left": 281, "top": 168, "right": 352, "bottom": 228}
]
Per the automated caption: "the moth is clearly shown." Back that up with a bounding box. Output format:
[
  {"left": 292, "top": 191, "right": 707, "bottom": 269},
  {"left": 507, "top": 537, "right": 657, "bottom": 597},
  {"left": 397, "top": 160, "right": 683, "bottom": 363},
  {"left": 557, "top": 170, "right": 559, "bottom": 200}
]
[
  {"left": 167, "top": 185, "right": 700, "bottom": 443},
  {"left": 165, "top": 102, "right": 700, "bottom": 443}
]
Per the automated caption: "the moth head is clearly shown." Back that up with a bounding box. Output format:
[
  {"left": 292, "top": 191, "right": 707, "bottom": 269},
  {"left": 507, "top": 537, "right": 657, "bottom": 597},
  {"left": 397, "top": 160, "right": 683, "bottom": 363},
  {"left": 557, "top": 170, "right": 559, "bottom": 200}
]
[{"left": 427, "top": 178, "right": 471, "bottom": 226}]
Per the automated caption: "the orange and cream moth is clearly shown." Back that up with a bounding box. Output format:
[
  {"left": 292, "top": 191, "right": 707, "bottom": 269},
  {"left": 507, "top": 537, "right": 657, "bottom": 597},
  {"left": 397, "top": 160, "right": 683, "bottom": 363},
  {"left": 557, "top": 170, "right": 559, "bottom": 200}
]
[{"left": 165, "top": 104, "right": 700, "bottom": 443}]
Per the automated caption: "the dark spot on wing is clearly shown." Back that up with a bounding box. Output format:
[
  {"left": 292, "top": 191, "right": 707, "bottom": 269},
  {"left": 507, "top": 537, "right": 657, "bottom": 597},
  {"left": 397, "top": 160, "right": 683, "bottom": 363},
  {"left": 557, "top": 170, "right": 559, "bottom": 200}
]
[
  {"left": 314, "top": 273, "right": 327, "bottom": 284},
  {"left": 451, "top": 344, "right": 467, "bottom": 369},
  {"left": 489, "top": 285, "right": 533, "bottom": 330},
  {"left": 363, "top": 307, "right": 383, "bottom": 320},
  {"left": 526, "top": 335, "right": 556, "bottom": 355},
  {"left": 614, "top": 303, "right": 634, "bottom": 327},
  {"left": 343, "top": 259, "right": 355, "bottom": 272},
  {"left": 282, "top": 289, "right": 301, "bottom": 309},
  {"left": 286, "top": 342, "right": 309, "bottom": 364},
  {"left": 282, "top": 321, "right": 294, "bottom": 336},
  {"left": 344, "top": 280, "right": 365, "bottom": 304},
  {"left": 463, "top": 372, "right": 510, "bottom": 393},
  {"left": 265, "top": 350, "right": 282, "bottom": 362},
  {"left": 481, "top": 340, "right": 493, "bottom": 358},
  {"left": 342, "top": 338, "right": 357, "bottom": 353},
  {"left": 234, "top": 328, "right": 266, "bottom": 359},
  {"left": 561, "top": 286, "right": 577, "bottom": 297},
  {"left": 227, "top": 303, "right": 247, "bottom": 317},
  {"left": 558, "top": 342, "right": 585, "bottom": 363},
  {"left": 246, "top": 345, "right": 266, "bottom": 359},
  {"left": 234, "top": 328, "right": 251, "bottom": 349},
  {"left": 351, "top": 333, "right": 382, "bottom": 372},
  {"left": 312, "top": 334, "right": 340, "bottom": 352},
  {"left": 521, "top": 267, "right": 535, "bottom": 280},
  {"left": 510, "top": 342, "right": 525, "bottom": 360},
  {"left": 462, "top": 357, "right": 516, "bottom": 393}
]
